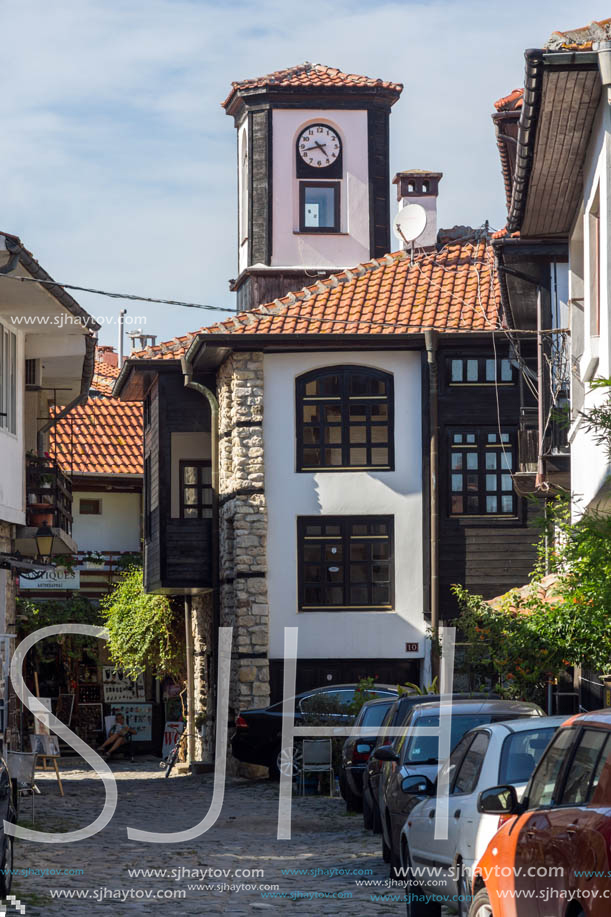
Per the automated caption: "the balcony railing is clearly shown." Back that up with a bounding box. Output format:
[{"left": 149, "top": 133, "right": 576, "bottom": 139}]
[{"left": 25, "top": 456, "right": 73, "bottom": 535}]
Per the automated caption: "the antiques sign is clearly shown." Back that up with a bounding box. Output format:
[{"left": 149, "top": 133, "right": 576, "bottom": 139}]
[
  {"left": 19, "top": 568, "right": 80, "bottom": 590},
  {"left": 102, "top": 667, "right": 145, "bottom": 703}
]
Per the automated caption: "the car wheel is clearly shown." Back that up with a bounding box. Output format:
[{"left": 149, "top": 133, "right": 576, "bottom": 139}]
[
  {"left": 382, "top": 834, "right": 391, "bottom": 863},
  {"left": 0, "top": 835, "right": 13, "bottom": 897},
  {"left": 344, "top": 783, "right": 363, "bottom": 813},
  {"left": 404, "top": 845, "right": 441, "bottom": 917},
  {"left": 270, "top": 743, "right": 303, "bottom": 781},
  {"left": 457, "top": 860, "right": 472, "bottom": 917},
  {"left": 468, "top": 888, "right": 493, "bottom": 917},
  {"left": 362, "top": 787, "right": 373, "bottom": 830}
]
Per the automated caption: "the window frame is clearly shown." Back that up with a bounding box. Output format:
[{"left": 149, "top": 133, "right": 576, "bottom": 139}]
[
  {"left": 296, "top": 365, "right": 394, "bottom": 472},
  {"left": 297, "top": 515, "right": 394, "bottom": 612},
  {"left": 554, "top": 727, "right": 611, "bottom": 808},
  {"left": 0, "top": 322, "right": 17, "bottom": 436},
  {"left": 79, "top": 498, "right": 102, "bottom": 516},
  {"left": 447, "top": 356, "right": 516, "bottom": 387},
  {"left": 179, "top": 459, "right": 212, "bottom": 520},
  {"left": 299, "top": 181, "right": 341, "bottom": 233},
  {"left": 447, "top": 427, "right": 517, "bottom": 518}
]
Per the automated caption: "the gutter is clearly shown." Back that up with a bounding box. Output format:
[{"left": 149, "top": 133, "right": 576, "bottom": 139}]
[
  {"left": 181, "top": 351, "right": 220, "bottom": 767},
  {"left": 37, "top": 331, "right": 97, "bottom": 456},
  {"left": 424, "top": 330, "right": 439, "bottom": 678},
  {"left": 507, "top": 49, "right": 545, "bottom": 233}
]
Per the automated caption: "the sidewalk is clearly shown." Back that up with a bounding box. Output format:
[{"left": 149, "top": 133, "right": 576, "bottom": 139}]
[{"left": 13, "top": 758, "right": 413, "bottom": 915}]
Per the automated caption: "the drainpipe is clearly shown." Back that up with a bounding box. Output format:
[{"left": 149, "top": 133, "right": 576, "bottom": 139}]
[
  {"left": 181, "top": 353, "right": 219, "bottom": 765},
  {"left": 184, "top": 597, "right": 196, "bottom": 767},
  {"left": 424, "top": 330, "right": 439, "bottom": 680},
  {"left": 535, "top": 286, "right": 545, "bottom": 489}
]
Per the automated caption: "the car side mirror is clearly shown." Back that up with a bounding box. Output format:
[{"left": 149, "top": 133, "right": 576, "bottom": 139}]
[
  {"left": 478, "top": 785, "right": 520, "bottom": 815},
  {"left": 401, "top": 775, "right": 434, "bottom": 796},
  {"left": 373, "top": 745, "right": 399, "bottom": 763}
]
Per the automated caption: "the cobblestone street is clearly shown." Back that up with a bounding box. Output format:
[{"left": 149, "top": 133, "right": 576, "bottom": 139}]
[{"left": 13, "top": 758, "right": 415, "bottom": 916}]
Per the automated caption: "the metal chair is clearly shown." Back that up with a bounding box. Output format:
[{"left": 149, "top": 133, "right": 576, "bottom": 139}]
[
  {"left": 301, "top": 739, "right": 335, "bottom": 797},
  {"left": 7, "top": 752, "right": 37, "bottom": 823}
]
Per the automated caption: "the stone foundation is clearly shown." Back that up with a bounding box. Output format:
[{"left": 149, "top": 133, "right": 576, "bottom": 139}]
[{"left": 218, "top": 352, "right": 270, "bottom": 775}]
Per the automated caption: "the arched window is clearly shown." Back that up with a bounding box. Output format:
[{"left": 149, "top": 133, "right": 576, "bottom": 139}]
[{"left": 296, "top": 366, "right": 394, "bottom": 471}]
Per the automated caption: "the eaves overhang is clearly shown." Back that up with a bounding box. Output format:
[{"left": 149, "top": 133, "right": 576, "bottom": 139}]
[{"left": 507, "top": 49, "right": 601, "bottom": 237}]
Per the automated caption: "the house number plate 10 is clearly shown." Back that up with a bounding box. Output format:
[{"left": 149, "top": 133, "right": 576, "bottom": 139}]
[{"left": 405, "top": 642, "right": 419, "bottom": 653}]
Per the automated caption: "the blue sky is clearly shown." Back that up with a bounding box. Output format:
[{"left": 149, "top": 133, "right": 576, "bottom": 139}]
[{"left": 0, "top": 0, "right": 603, "bottom": 346}]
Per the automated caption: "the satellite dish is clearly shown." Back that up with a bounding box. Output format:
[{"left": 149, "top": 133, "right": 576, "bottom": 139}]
[{"left": 393, "top": 203, "right": 427, "bottom": 244}]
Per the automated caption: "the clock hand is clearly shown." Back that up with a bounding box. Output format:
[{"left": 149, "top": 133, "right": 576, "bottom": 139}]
[{"left": 304, "top": 142, "right": 328, "bottom": 153}]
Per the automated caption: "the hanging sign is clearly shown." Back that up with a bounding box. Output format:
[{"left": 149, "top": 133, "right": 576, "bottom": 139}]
[{"left": 19, "top": 568, "right": 80, "bottom": 590}]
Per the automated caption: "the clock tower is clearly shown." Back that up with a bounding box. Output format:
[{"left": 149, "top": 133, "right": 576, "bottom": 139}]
[{"left": 222, "top": 62, "right": 403, "bottom": 311}]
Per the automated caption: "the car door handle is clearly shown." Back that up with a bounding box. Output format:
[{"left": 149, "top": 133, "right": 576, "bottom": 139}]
[
  {"left": 567, "top": 825, "right": 578, "bottom": 837},
  {"left": 428, "top": 809, "right": 435, "bottom": 819},
  {"left": 526, "top": 830, "right": 536, "bottom": 840},
  {"left": 453, "top": 809, "right": 461, "bottom": 819}
]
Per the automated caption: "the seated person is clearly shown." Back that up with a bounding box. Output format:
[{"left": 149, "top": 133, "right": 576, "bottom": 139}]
[{"left": 98, "top": 714, "right": 136, "bottom": 759}]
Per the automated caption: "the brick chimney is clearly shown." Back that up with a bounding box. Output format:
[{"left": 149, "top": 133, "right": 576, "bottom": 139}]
[
  {"left": 97, "top": 345, "right": 118, "bottom": 368},
  {"left": 392, "top": 170, "right": 443, "bottom": 249}
]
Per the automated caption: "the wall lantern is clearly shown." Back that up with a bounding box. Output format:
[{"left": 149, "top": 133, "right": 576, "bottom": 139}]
[{"left": 35, "top": 524, "right": 55, "bottom": 561}]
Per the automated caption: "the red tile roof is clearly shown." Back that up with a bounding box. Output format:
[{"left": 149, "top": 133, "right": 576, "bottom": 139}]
[
  {"left": 91, "top": 358, "right": 120, "bottom": 396},
  {"left": 494, "top": 89, "right": 523, "bottom": 112},
  {"left": 131, "top": 235, "right": 502, "bottom": 361},
  {"left": 546, "top": 18, "right": 611, "bottom": 50},
  {"left": 53, "top": 357, "right": 142, "bottom": 476},
  {"left": 222, "top": 62, "right": 403, "bottom": 108}
]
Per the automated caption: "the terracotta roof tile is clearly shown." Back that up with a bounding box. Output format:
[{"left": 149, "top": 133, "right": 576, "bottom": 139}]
[
  {"left": 494, "top": 89, "right": 524, "bottom": 112},
  {"left": 53, "top": 354, "right": 142, "bottom": 476},
  {"left": 222, "top": 62, "right": 402, "bottom": 108},
  {"left": 132, "top": 235, "right": 502, "bottom": 361},
  {"left": 546, "top": 18, "right": 611, "bottom": 50}
]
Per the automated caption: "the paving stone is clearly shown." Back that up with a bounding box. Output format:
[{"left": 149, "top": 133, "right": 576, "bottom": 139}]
[{"left": 12, "top": 757, "right": 449, "bottom": 915}]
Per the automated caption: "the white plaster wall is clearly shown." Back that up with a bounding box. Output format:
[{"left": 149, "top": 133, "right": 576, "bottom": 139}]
[
  {"left": 238, "top": 122, "right": 249, "bottom": 276},
  {"left": 271, "top": 109, "right": 370, "bottom": 269},
  {"left": 73, "top": 491, "right": 141, "bottom": 553},
  {"left": 570, "top": 101, "right": 611, "bottom": 515},
  {"left": 170, "top": 432, "right": 211, "bottom": 517},
  {"left": 264, "top": 351, "right": 424, "bottom": 661},
  {"left": 0, "top": 326, "right": 25, "bottom": 525}
]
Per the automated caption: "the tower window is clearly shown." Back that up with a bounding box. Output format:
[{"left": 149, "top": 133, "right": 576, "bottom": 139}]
[
  {"left": 300, "top": 182, "right": 340, "bottom": 232},
  {"left": 407, "top": 182, "right": 415, "bottom": 193},
  {"left": 422, "top": 181, "right": 429, "bottom": 193}
]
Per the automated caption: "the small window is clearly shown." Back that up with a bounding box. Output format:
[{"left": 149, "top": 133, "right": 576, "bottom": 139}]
[
  {"left": 296, "top": 366, "right": 394, "bottom": 471},
  {"left": 448, "top": 357, "right": 514, "bottom": 386},
  {"left": 449, "top": 428, "right": 515, "bottom": 517},
  {"left": 453, "top": 732, "right": 489, "bottom": 795},
  {"left": 498, "top": 726, "right": 557, "bottom": 785},
  {"left": 299, "top": 182, "right": 340, "bottom": 232},
  {"left": 559, "top": 730, "right": 610, "bottom": 806},
  {"left": 0, "top": 323, "right": 17, "bottom": 435},
  {"left": 79, "top": 499, "right": 101, "bottom": 516},
  {"left": 180, "top": 460, "right": 212, "bottom": 519},
  {"left": 298, "top": 515, "right": 394, "bottom": 611}
]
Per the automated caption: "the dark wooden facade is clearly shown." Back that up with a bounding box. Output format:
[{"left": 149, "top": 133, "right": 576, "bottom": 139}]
[
  {"left": 143, "top": 371, "right": 214, "bottom": 595},
  {"left": 434, "top": 342, "right": 540, "bottom": 621}
]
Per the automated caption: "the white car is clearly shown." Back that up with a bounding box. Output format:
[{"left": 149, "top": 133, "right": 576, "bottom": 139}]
[{"left": 399, "top": 715, "right": 565, "bottom": 917}]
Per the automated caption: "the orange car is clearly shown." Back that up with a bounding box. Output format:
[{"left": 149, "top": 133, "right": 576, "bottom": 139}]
[{"left": 471, "top": 710, "right": 611, "bottom": 917}]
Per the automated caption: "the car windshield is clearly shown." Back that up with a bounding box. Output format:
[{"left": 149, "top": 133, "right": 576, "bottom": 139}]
[
  {"left": 360, "top": 702, "right": 394, "bottom": 729},
  {"left": 499, "top": 727, "right": 557, "bottom": 785},
  {"left": 403, "top": 714, "right": 496, "bottom": 765}
]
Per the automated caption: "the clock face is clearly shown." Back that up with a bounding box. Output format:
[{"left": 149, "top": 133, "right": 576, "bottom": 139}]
[{"left": 297, "top": 124, "right": 341, "bottom": 169}]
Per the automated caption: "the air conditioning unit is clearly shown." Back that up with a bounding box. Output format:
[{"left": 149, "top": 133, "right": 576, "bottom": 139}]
[{"left": 25, "top": 359, "right": 43, "bottom": 390}]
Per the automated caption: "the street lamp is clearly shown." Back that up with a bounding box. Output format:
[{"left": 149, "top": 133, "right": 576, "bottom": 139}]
[{"left": 35, "top": 524, "right": 54, "bottom": 561}]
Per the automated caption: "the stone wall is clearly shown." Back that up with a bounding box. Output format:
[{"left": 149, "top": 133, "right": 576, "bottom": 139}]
[
  {"left": 191, "top": 592, "right": 215, "bottom": 762},
  {"left": 217, "top": 352, "right": 270, "bottom": 771}
]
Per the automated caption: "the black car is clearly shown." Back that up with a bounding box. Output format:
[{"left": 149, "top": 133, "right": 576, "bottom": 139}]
[
  {"left": 340, "top": 697, "right": 396, "bottom": 812},
  {"left": 361, "top": 693, "right": 498, "bottom": 834},
  {"left": 231, "top": 683, "right": 398, "bottom": 778}
]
